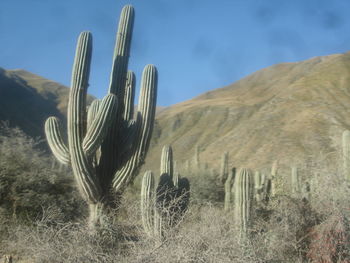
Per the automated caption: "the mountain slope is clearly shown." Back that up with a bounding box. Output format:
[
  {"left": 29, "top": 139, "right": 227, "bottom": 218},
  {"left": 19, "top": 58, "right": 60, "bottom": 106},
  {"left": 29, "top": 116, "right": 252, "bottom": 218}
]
[
  {"left": 143, "top": 52, "right": 350, "bottom": 176},
  {"left": 0, "top": 68, "right": 94, "bottom": 138}
]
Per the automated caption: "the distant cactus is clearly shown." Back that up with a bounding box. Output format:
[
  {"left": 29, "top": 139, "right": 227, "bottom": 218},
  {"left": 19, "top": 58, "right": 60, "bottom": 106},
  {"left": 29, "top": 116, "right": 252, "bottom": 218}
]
[
  {"left": 342, "top": 130, "right": 350, "bottom": 181},
  {"left": 45, "top": 5, "right": 158, "bottom": 229},
  {"left": 291, "top": 166, "right": 301, "bottom": 197},
  {"left": 224, "top": 167, "right": 236, "bottom": 211},
  {"left": 270, "top": 160, "right": 278, "bottom": 197},
  {"left": 302, "top": 181, "right": 311, "bottom": 201},
  {"left": 219, "top": 151, "right": 229, "bottom": 184},
  {"left": 140, "top": 145, "right": 190, "bottom": 238},
  {"left": 194, "top": 145, "right": 200, "bottom": 170},
  {"left": 234, "top": 168, "right": 254, "bottom": 237},
  {"left": 254, "top": 171, "right": 265, "bottom": 202}
]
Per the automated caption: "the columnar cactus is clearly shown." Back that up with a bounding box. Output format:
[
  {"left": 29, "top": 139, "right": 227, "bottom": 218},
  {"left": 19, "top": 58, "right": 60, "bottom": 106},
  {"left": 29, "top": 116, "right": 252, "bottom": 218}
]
[
  {"left": 141, "top": 171, "right": 155, "bottom": 237},
  {"left": 224, "top": 167, "right": 236, "bottom": 211},
  {"left": 45, "top": 5, "right": 158, "bottom": 229},
  {"left": 291, "top": 166, "right": 300, "bottom": 196},
  {"left": 219, "top": 151, "right": 229, "bottom": 184},
  {"left": 194, "top": 145, "right": 200, "bottom": 170},
  {"left": 140, "top": 145, "right": 190, "bottom": 238},
  {"left": 234, "top": 168, "right": 254, "bottom": 237},
  {"left": 254, "top": 171, "right": 265, "bottom": 202},
  {"left": 342, "top": 130, "right": 350, "bottom": 181},
  {"left": 270, "top": 160, "right": 278, "bottom": 197}
]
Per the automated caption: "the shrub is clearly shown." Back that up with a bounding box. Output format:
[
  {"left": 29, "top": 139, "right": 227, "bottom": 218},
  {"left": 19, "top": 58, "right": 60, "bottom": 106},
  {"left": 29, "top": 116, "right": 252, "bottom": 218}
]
[{"left": 0, "top": 122, "right": 84, "bottom": 223}]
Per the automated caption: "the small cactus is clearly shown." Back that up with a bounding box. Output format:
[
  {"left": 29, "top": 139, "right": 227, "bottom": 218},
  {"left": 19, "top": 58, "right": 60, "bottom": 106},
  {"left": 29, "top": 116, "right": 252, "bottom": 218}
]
[
  {"left": 234, "top": 168, "right": 254, "bottom": 237},
  {"left": 270, "top": 160, "right": 278, "bottom": 197},
  {"left": 141, "top": 145, "right": 190, "bottom": 238},
  {"left": 254, "top": 171, "right": 265, "bottom": 202}
]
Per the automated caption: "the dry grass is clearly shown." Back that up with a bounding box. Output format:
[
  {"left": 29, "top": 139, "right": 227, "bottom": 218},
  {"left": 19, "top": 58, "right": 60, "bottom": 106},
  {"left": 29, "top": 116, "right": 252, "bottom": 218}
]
[{"left": 0, "top": 125, "right": 350, "bottom": 262}]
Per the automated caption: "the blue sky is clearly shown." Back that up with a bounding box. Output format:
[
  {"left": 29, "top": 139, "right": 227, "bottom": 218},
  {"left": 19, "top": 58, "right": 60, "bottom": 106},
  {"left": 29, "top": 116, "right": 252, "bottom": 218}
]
[{"left": 1, "top": 0, "right": 350, "bottom": 106}]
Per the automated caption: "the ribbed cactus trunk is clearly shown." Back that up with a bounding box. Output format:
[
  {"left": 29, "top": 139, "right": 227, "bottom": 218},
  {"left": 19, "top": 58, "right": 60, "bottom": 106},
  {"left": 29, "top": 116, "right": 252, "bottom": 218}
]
[
  {"left": 270, "top": 160, "right": 278, "bottom": 197},
  {"left": 45, "top": 5, "right": 158, "bottom": 230},
  {"left": 342, "top": 130, "right": 350, "bottom": 182},
  {"left": 141, "top": 171, "right": 155, "bottom": 237},
  {"left": 234, "top": 168, "right": 254, "bottom": 238},
  {"left": 224, "top": 167, "right": 235, "bottom": 211}
]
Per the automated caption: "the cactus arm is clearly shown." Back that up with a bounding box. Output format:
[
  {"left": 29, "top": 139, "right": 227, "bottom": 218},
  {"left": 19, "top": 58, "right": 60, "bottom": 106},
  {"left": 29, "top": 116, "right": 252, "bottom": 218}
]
[
  {"left": 160, "top": 145, "right": 173, "bottom": 178},
  {"left": 108, "top": 5, "right": 134, "bottom": 96},
  {"left": 173, "top": 172, "right": 179, "bottom": 188},
  {"left": 87, "top": 99, "right": 101, "bottom": 129},
  {"left": 123, "top": 70, "right": 135, "bottom": 121},
  {"left": 83, "top": 94, "right": 118, "bottom": 157},
  {"left": 141, "top": 171, "right": 155, "bottom": 237},
  {"left": 134, "top": 65, "right": 158, "bottom": 161},
  {"left": 68, "top": 31, "right": 101, "bottom": 203},
  {"left": 112, "top": 65, "right": 157, "bottom": 192},
  {"left": 45, "top": 117, "right": 70, "bottom": 165}
]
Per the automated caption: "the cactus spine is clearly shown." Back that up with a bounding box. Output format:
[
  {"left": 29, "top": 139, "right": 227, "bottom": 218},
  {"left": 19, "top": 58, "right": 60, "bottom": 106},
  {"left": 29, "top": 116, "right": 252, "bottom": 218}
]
[
  {"left": 140, "top": 145, "right": 190, "bottom": 238},
  {"left": 45, "top": 5, "right": 158, "bottom": 229},
  {"left": 342, "top": 130, "right": 350, "bottom": 181},
  {"left": 234, "top": 168, "right": 254, "bottom": 237}
]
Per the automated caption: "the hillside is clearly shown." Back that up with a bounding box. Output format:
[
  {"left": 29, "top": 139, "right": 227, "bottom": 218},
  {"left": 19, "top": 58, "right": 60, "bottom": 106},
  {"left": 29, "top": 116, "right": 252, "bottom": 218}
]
[
  {"left": 0, "top": 68, "right": 94, "bottom": 138},
  {"left": 143, "top": 52, "right": 350, "bottom": 176}
]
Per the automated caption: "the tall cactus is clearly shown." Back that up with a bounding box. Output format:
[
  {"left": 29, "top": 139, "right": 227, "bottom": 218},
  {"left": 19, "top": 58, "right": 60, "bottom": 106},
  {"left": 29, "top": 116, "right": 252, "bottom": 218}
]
[
  {"left": 140, "top": 145, "right": 190, "bottom": 238},
  {"left": 342, "top": 130, "right": 350, "bottom": 182},
  {"left": 219, "top": 151, "right": 229, "bottom": 184},
  {"left": 234, "top": 168, "right": 254, "bottom": 237},
  {"left": 224, "top": 167, "right": 236, "bottom": 211},
  {"left": 45, "top": 5, "right": 158, "bottom": 229}
]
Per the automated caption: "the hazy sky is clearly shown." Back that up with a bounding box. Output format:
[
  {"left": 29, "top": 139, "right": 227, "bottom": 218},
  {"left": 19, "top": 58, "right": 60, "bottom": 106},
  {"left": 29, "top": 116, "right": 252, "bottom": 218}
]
[{"left": 1, "top": 0, "right": 350, "bottom": 106}]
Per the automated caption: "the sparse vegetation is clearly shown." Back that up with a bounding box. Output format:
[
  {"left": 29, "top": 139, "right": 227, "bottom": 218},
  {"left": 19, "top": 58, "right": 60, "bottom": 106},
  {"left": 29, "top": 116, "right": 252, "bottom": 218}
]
[
  {"left": 1, "top": 122, "right": 349, "bottom": 262},
  {"left": 1, "top": 4, "right": 350, "bottom": 263}
]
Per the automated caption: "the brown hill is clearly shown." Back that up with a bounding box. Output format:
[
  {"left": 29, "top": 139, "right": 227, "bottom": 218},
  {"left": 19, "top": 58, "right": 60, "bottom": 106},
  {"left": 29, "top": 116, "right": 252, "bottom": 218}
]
[
  {"left": 0, "top": 68, "right": 93, "bottom": 138},
  {"left": 143, "top": 52, "right": 350, "bottom": 176}
]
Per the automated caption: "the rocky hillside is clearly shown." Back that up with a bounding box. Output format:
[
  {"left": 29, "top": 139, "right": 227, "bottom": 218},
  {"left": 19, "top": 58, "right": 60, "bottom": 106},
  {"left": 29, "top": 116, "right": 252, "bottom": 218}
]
[{"left": 143, "top": 52, "right": 350, "bottom": 176}]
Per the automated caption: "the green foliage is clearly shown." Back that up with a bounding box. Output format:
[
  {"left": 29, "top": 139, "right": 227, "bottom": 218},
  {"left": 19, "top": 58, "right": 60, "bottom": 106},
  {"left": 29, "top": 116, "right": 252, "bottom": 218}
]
[{"left": 0, "top": 123, "right": 84, "bottom": 222}]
